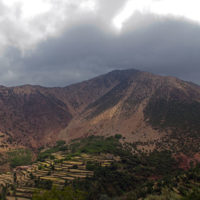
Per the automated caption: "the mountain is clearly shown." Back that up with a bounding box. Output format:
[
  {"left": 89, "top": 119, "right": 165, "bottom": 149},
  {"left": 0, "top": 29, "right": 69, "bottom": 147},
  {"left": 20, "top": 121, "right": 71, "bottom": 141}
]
[
  {"left": 59, "top": 70, "right": 200, "bottom": 155},
  {"left": 0, "top": 69, "right": 199, "bottom": 156}
]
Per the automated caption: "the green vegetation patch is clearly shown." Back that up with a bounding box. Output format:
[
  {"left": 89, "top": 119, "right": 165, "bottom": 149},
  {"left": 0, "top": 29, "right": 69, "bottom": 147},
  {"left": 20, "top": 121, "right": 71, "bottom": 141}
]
[
  {"left": 69, "top": 135, "right": 123, "bottom": 155},
  {"left": 7, "top": 148, "right": 32, "bottom": 168}
]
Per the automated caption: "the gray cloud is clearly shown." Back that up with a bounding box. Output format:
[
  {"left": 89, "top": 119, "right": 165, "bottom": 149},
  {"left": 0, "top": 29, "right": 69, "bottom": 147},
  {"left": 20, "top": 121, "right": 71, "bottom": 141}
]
[{"left": 0, "top": 3, "right": 200, "bottom": 86}]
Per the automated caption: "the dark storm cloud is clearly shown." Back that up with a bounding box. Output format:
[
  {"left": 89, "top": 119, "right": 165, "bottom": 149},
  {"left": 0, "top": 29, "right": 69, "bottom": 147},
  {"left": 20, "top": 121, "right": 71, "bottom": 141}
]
[{"left": 1, "top": 12, "right": 200, "bottom": 86}]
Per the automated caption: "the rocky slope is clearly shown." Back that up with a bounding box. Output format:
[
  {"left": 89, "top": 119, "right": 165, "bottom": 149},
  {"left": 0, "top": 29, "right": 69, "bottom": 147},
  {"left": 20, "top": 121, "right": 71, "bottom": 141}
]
[{"left": 0, "top": 69, "right": 199, "bottom": 153}]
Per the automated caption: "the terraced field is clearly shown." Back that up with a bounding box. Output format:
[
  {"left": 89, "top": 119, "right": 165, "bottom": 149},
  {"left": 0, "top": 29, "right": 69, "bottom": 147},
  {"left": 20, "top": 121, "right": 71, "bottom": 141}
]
[
  {"left": 0, "top": 152, "right": 112, "bottom": 199},
  {"left": 1, "top": 136, "right": 200, "bottom": 200}
]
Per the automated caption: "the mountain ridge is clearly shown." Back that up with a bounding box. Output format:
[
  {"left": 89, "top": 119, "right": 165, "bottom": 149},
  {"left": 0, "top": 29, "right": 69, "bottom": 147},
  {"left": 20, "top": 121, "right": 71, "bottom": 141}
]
[{"left": 0, "top": 68, "right": 199, "bottom": 155}]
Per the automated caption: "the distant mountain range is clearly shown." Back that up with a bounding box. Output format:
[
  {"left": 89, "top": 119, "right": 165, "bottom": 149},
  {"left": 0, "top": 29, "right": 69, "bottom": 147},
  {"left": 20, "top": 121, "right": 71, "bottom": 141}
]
[{"left": 0, "top": 69, "right": 199, "bottom": 156}]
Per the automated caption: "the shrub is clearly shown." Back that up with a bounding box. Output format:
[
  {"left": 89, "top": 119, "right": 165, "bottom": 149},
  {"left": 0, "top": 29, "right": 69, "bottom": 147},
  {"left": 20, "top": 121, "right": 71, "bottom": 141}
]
[{"left": 7, "top": 149, "right": 32, "bottom": 168}]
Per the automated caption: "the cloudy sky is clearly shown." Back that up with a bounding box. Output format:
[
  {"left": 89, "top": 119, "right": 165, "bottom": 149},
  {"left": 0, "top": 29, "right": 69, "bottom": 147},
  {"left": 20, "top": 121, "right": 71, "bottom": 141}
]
[{"left": 0, "top": 0, "right": 200, "bottom": 86}]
